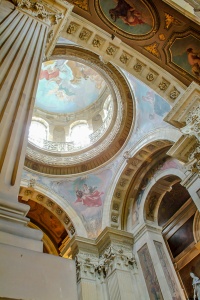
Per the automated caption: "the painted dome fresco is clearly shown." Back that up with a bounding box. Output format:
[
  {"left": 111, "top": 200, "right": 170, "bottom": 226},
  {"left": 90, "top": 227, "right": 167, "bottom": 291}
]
[
  {"left": 36, "top": 59, "right": 107, "bottom": 114},
  {"left": 26, "top": 52, "right": 134, "bottom": 175}
]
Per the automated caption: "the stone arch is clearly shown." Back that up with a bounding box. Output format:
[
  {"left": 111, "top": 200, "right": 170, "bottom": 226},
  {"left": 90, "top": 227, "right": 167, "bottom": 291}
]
[
  {"left": 141, "top": 170, "right": 185, "bottom": 227},
  {"left": 20, "top": 180, "right": 88, "bottom": 238},
  {"left": 102, "top": 127, "right": 182, "bottom": 230}
]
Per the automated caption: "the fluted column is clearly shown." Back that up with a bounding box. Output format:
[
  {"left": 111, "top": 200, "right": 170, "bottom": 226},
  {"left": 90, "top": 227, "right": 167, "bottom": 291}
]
[{"left": 0, "top": 0, "right": 72, "bottom": 251}]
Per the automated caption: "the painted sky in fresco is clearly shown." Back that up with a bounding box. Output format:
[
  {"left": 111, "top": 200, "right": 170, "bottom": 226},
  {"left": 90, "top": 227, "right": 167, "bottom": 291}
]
[
  {"left": 22, "top": 168, "right": 113, "bottom": 238},
  {"left": 22, "top": 68, "right": 173, "bottom": 238},
  {"left": 35, "top": 60, "right": 106, "bottom": 114},
  {"left": 123, "top": 70, "right": 171, "bottom": 145}
]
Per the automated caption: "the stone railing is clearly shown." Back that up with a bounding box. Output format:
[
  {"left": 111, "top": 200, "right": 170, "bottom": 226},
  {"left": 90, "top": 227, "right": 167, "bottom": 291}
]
[{"left": 28, "top": 109, "right": 113, "bottom": 153}]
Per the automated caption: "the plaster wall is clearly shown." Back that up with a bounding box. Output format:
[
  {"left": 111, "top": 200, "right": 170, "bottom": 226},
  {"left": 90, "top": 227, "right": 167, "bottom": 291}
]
[{"left": 0, "top": 243, "right": 78, "bottom": 300}]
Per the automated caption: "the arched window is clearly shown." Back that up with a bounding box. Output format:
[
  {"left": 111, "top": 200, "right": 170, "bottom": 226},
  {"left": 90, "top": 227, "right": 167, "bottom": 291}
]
[
  {"left": 70, "top": 122, "right": 91, "bottom": 147},
  {"left": 29, "top": 120, "right": 47, "bottom": 147}
]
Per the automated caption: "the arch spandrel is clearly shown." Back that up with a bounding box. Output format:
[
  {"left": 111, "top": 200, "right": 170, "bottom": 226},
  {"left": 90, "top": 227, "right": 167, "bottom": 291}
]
[{"left": 19, "top": 182, "right": 88, "bottom": 238}]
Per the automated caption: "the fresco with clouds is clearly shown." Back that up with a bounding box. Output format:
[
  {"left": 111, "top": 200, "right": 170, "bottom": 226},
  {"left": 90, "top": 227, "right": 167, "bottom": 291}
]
[
  {"left": 36, "top": 59, "right": 106, "bottom": 114},
  {"left": 123, "top": 70, "right": 171, "bottom": 146},
  {"left": 22, "top": 169, "right": 113, "bottom": 238},
  {"left": 22, "top": 68, "right": 173, "bottom": 237}
]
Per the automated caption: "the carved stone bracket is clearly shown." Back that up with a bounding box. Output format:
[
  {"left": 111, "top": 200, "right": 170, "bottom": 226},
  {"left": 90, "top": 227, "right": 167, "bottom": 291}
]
[
  {"left": 165, "top": 82, "right": 200, "bottom": 174},
  {"left": 181, "top": 105, "right": 200, "bottom": 140}
]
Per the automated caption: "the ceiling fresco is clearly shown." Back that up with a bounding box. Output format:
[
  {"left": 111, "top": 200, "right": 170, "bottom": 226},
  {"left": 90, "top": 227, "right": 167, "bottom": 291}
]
[
  {"left": 36, "top": 59, "right": 106, "bottom": 114},
  {"left": 98, "top": 0, "right": 156, "bottom": 38},
  {"left": 66, "top": 0, "right": 200, "bottom": 85}
]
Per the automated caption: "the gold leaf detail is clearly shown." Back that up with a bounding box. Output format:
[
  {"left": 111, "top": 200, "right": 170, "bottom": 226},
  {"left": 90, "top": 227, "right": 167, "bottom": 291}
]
[{"left": 144, "top": 43, "right": 160, "bottom": 58}]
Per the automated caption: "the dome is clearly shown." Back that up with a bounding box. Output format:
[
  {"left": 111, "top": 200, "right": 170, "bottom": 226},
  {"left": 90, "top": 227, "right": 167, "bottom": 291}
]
[
  {"left": 35, "top": 59, "right": 107, "bottom": 114},
  {"left": 26, "top": 49, "right": 134, "bottom": 175}
]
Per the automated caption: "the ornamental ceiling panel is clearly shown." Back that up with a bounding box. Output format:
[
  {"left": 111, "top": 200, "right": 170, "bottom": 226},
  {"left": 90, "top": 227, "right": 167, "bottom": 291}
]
[{"left": 65, "top": 0, "right": 200, "bottom": 86}]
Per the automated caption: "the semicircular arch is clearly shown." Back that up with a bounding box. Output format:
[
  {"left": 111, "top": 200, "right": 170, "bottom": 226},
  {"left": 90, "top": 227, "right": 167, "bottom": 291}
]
[
  {"left": 102, "top": 127, "right": 182, "bottom": 230},
  {"left": 20, "top": 180, "right": 88, "bottom": 238}
]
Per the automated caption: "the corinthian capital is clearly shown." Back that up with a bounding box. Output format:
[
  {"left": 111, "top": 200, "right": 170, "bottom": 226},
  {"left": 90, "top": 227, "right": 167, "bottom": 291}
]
[
  {"left": 181, "top": 105, "right": 200, "bottom": 142},
  {"left": 11, "top": 0, "right": 64, "bottom": 25}
]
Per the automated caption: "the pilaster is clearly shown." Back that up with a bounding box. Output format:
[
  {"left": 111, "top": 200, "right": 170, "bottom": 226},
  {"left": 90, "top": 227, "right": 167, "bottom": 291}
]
[
  {"left": 0, "top": 0, "right": 72, "bottom": 250},
  {"left": 67, "top": 227, "right": 139, "bottom": 300}
]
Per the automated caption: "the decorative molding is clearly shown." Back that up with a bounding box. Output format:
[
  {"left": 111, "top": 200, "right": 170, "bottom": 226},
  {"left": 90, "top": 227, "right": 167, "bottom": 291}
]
[
  {"left": 59, "top": 13, "right": 186, "bottom": 104},
  {"left": 12, "top": 0, "right": 64, "bottom": 25},
  {"left": 25, "top": 45, "right": 134, "bottom": 175},
  {"left": 110, "top": 140, "right": 172, "bottom": 230},
  {"left": 165, "top": 83, "right": 200, "bottom": 174},
  {"left": 67, "top": 227, "right": 136, "bottom": 281},
  {"left": 144, "top": 43, "right": 160, "bottom": 58},
  {"left": 19, "top": 186, "right": 76, "bottom": 238}
]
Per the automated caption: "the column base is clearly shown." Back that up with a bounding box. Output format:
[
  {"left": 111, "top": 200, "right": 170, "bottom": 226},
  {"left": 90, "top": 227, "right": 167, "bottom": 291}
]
[{"left": 0, "top": 199, "right": 43, "bottom": 252}]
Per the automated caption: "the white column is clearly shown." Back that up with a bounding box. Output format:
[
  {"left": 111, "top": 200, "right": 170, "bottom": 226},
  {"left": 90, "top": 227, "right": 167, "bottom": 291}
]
[
  {"left": 0, "top": 1, "right": 49, "bottom": 251},
  {"left": 0, "top": 0, "right": 72, "bottom": 251}
]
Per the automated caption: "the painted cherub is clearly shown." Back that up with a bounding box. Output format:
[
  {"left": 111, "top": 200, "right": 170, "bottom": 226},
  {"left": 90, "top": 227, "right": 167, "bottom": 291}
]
[{"left": 109, "top": 0, "right": 145, "bottom": 26}]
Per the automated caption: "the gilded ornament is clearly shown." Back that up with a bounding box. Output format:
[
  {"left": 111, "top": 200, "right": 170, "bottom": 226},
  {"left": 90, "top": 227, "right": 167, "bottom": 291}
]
[
  {"left": 24, "top": 189, "right": 32, "bottom": 196},
  {"left": 158, "top": 34, "right": 166, "bottom": 41},
  {"left": 79, "top": 29, "right": 91, "bottom": 41},
  {"left": 64, "top": 216, "right": 70, "bottom": 224},
  {"left": 164, "top": 13, "right": 181, "bottom": 29},
  {"left": 56, "top": 208, "right": 63, "bottom": 215},
  {"left": 120, "top": 53, "right": 130, "bottom": 64},
  {"left": 111, "top": 215, "right": 118, "bottom": 223},
  {"left": 69, "top": 225, "right": 75, "bottom": 235},
  {"left": 106, "top": 46, "right": 117, "bottom": 56},
  {"left": 159, "top": 81, "right": 169, "bottom": 91},
  {"left": 115, "top": 191, "right": 121, "bottom": 198},
  {"left": 47, "top": 200, "right": 54, "bottom": 207},
  {"left": 119, "top": 179, "right": 127, "bottom": 187},
  {"left": 146, "top": 73, "right": 155, "bottom": 81},
  {"left": 170, "top": 88, "right": 180, "bottom": 99},
  {"left": 125, "top": 168, "right": 132, "bottom": 176},
  {"left": 36, "top": 194, "right": 44, "bottom": 201},
  {"left": 133, "top": 63, "right": 143, "bottom": 72},
  {"left": 92, "top": 39, "right": 101, "bottom": 48},
  {"left": 113, "top": 203, "right": 119, "bottom": 211},
  {"left": 67, "top": 22, "right": 79, "bottom": 34},
  {"left": 144, "top": 43, "right": 160, "bottom": 58},
  {"left": 72, "top": 0, "right": 88, "bottom": 11}
]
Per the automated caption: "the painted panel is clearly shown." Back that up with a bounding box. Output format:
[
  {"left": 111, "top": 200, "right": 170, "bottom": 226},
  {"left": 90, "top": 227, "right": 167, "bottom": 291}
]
[
  {"left": 99, "top": 0, "right": 154, "bottom": 35},
  {"left": 170, "top": 35, "right": 200, "bottom": 81},
  {"left": 154, "top": 241, "right": 181, "bottom": 300},
  {"left": 138, "top": 243, "right": 164, "bottom": 300}
]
